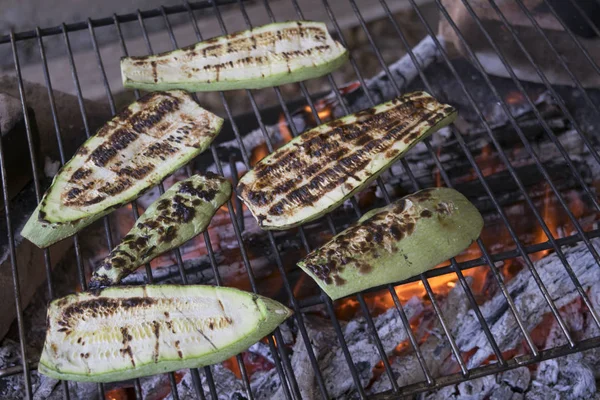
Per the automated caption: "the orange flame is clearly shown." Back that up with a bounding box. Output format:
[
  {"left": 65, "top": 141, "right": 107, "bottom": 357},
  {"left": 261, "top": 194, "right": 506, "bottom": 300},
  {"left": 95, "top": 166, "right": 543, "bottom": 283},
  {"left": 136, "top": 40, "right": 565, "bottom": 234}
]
[
  {"left": 250, "top": 144, "right": 269, "bottom": 166},
  {"left": 532, "top": 183, "right": 560, "bottom": 260},
  {"left": 334, "top": 242, "right": 484, "bottom": 320},
  {"left": 278, "top": 114, "right": 293, "bottom": 143},
  {"left": 223, "top": 356, "right": 242, "bottom": 379}
]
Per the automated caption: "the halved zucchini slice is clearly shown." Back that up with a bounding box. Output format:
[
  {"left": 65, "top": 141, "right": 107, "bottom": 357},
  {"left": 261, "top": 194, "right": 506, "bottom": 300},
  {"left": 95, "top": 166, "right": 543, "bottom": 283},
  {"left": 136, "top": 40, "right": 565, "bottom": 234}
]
[
  {"left": 237, "top": 91, "right": 457, "bottom": 230},
  {"left": 297, "top": 187, "right": 483, "bottom": 300},
  {"left": 120, "top": 21, "right": 348, "bottom": 91},
  {"left": 35, "top": 90, "right": 223, "bottom": 224},
  {"left": 39, "top": 285, "right": 292, "bottom": 382},
  {"left": 89, "top": 173, "right": 232, "bottom": 288}
]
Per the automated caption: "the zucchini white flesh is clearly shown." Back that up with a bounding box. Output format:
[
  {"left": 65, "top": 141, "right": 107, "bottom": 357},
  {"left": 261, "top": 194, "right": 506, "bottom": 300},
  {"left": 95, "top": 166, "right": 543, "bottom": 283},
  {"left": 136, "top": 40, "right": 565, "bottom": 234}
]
[
  {"left": 35, "top": 90, "right": 223, "bottom": 224},
  {"left": 120, "top": 21, "right": 348, "bottom": 92},
  {"left": 297, "top": 188, "right": 483, "bottom": 300},
  {"left": 39, "top": 285, "right": 292, "bottom": 383},
  {"left": 237, "top": 91, "right": 457, "bottom": 230},
  {"left": 89, "top": 173, "right": 232, "bottom": 289}
]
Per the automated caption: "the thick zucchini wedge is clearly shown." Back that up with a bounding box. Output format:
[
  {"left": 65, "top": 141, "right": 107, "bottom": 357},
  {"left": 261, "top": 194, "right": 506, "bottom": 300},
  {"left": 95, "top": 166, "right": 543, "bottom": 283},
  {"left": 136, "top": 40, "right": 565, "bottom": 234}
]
[
  {"left": 237, "top": 91, "right": 457, "bottom": 230},
  {"left": 120, "top": 21, "right": 348, "bottom": 92},
  {"left": 297, "top": 188, "right": 483, "bottom": 300},
  {"left": 39, "top": 285, "right": 292, "bottom": 383},
  {"left": 89, "top": 173, "right": 232, "bottom": 289},
  {"left": 36, "top": 90, "right": 223, "bottom": 224}
]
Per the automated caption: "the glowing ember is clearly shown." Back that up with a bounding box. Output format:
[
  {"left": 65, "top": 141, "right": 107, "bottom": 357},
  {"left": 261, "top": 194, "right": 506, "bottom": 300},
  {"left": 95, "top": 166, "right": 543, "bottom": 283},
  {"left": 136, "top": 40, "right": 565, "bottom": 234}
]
[
  {"left": 250, "top": 144, "right": 269, "bottom": 166},
  {"left": 223, "top": 350, "right": 276, "bottom": 380},
  {"left": 505, "top": 90, "right": 526, "bottom": 105}
]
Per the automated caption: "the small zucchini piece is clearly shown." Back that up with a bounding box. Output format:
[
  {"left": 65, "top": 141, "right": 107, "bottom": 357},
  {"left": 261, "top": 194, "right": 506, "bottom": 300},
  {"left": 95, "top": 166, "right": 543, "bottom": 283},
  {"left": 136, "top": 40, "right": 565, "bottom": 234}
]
[
  {"left": 35, "top": 90, "right": 223, "bottom": 225},
  {"left": 39, "top": 285, "right": 292, "bottom": 382},
  {"left": 120, "top": 21, "right": 348, "bottom": 92},
  {"left": 89, "top": 173, "right": 232, "bottom": 289},
  {"left": 237, "top": 91, "right": 457, "bottom": 230},
  {"left": 297, "top": 187, "right": 483, "bottom": 300}
]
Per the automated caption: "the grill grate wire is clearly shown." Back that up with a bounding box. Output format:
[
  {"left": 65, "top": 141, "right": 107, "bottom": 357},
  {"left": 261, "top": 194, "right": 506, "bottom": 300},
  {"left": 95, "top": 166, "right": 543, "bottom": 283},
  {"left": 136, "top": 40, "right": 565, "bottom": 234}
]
[{"left": 1, "top": 0, "right": 600, "bottom": 399}]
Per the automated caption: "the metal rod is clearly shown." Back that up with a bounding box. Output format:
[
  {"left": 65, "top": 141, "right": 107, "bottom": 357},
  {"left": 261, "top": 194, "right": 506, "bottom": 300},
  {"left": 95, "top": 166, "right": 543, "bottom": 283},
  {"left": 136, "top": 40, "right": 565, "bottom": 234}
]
[
  {"left": 539, "top": 0, "right": 600, "bottom": 82},
  {"left": 405, "top": 0, "right": 575, "bottom": 347},
  {"left": 378, "top": 0, "right": 539, "bottom": 357},
  {"left": 452, "top": 0, "right": 600, "bottom": 330},
  {"left": 435, "top": 0, "right": 600, "bottom": 329},
  {"left": 159, "top": 7, "right": 255, "bottom": 398},
  {"left": 492, "top": 0, "right": 600, "bottom": 166},
  {"left": 183, "top": 2, "right": 298, "bottom": 397},
  {"left": 0, "top": 0, "right": 239, "bottom": 44},
  {"left": 3, "top": 32, "right": 33, "bottom": 399},
  {"left": 36, "top": 25, "right": 74, "bottom": 400}
]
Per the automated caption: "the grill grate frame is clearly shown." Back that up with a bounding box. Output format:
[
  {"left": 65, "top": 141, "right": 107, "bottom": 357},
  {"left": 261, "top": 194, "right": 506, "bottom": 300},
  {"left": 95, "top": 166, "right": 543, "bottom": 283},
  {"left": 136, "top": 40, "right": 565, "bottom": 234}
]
[{"left": 1, "top": 0, "right": 600, "bottom": 399}]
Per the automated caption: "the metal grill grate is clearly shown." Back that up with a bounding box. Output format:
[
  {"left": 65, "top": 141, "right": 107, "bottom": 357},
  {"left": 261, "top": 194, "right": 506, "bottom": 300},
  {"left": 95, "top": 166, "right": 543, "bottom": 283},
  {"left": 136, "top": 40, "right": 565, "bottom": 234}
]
[{"left": 1, "top": 0, "right": 600, "bottom": 399}]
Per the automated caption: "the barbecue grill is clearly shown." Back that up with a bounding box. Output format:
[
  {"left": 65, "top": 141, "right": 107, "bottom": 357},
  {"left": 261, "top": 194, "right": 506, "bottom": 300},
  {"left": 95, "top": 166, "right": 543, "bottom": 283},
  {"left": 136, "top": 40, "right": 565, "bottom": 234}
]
[{"left": 1, "top": 0, "right": 600, "bottom": 399}]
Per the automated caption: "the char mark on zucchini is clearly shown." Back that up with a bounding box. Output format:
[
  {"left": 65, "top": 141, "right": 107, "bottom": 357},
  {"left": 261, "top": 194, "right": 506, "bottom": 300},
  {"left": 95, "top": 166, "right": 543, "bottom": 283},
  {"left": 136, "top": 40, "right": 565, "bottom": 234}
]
[
  {"left": 89, "top": 174, "right": 232, "bottom": 288},
  {"left": 237, "top": 91, "right": 457, "bottom": 230},
  {"left": 120, "top": 21, "right": 348, "bottom": 92},
  {"left": 39, "top": 285, "right": 292, "bottom": 382},
  {"left": 32, "top": 90, "right": 223, "bottom": 225},
  {"left": 297, "top": 187, "right": 484, "bottom": 300}
]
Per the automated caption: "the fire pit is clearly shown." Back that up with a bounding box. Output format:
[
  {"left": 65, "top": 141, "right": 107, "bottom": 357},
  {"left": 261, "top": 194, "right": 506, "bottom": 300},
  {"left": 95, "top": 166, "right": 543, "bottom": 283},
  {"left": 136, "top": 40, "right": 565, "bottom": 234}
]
[{"left": 1, "top": 0, "right": 600, "bottom": 399}]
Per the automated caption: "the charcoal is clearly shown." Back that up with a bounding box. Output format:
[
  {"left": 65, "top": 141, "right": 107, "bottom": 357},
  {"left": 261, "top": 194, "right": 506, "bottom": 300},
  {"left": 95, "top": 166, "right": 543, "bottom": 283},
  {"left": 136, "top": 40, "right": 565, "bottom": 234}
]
[
  {"left": 501, "top": 367, "right": 530, "bottom": 392},
  {"left": 345, "top": 35, "right": 442, "bottom": 112},
  {"left": 424, "top": 367, "right": 530, "bottom": 400},
  {"left": 454, "top": 239, "right": 600, "bottom": 368},
  {"left": 163, "top": 366, "right": 246, "bottom": 400},
  {"left": 33, "top": 375, "right": 97, "bottom": 400},
  {"left": 370, "top": 280, "right": 471, "bottom": 394}
]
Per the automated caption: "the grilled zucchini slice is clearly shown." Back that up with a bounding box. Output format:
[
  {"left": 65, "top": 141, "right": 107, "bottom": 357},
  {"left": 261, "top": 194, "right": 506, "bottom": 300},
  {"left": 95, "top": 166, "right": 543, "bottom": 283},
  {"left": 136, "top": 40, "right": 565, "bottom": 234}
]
[
  {"left": 297, "top": 187, "right": 483, "bottom": 300},
  {"left": 120, "top": 21, "right": 348, "bottom": 91},
  {"left": 89, "top": 173, "right": 231, "bottom": 289},
  {"left": 39, "top": 285, "right": 292, "bottom": 383},
  {"left": 237, "top": 91, "right": 457, "bottom": 230},
  {"left": 34, "top": 90, "right": 222, "bottom": 225}
]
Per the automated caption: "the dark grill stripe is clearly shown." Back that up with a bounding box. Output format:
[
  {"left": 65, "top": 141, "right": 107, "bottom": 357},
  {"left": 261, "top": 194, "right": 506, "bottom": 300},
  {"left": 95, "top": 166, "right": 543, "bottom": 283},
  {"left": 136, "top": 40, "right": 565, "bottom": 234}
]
[
  {"left": 129, "top": 25, "right": 336, "bottom": 80},
  {"left": 60, "top": 92, "right": 206, "bottom": 208},
  {"left": 266, "top": 118, "right": 414, "bottom": 216},
  {"left": 242, "top": 94, "right": 452, "bottom": 218}
]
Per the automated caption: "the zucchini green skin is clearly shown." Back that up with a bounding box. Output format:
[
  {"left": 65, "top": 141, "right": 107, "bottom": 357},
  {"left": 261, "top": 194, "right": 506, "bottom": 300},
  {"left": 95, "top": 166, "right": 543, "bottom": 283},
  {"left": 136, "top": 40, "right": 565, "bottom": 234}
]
[
  {"left": 38, "top": 285, "right": 292, "bottom": 383},
  {"left": 297, "top": 188, "right": 483, "bottom": 300},
  {"left": 237, "top": 91, "right": 457, "bottom": 230},
  {"left": 120, "top": 21, "right": 348, "bottom": 92},
  {"left": 21, "top": 204, "right": 114, "bottom": 249},
  {"left": 36, "top": 90, "right": 223, "bottom": 224},
  {"left": 89, "top": 174, "right": 232, "bottom": 289}
]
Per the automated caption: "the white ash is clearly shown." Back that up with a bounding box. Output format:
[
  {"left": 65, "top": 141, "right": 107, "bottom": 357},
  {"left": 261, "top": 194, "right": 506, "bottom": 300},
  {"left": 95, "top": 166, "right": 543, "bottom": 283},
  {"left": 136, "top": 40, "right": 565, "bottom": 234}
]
[
  {"left": 370, "top": 278, "right": 472, "bottom": 394},
  {"left": 426, "top": 368, "right": 530, "bottom": 400},
  {"left": 162, "top": 366, "right": 247, "bottom": 400},
  {"left": 269, "top": 296, "right": 426, "bottom": 399},
  {"left": 423, "top": 240, "right": 600, "bottom": 399},
  {"left": 348, "top": 35, "right": 444, "bottom": 113},
  {"left": 454, "top": 239, "right": 600, "bottom": 369},
  {"left": 32, "top": 375, "right": 98, "bottom": 400}
]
